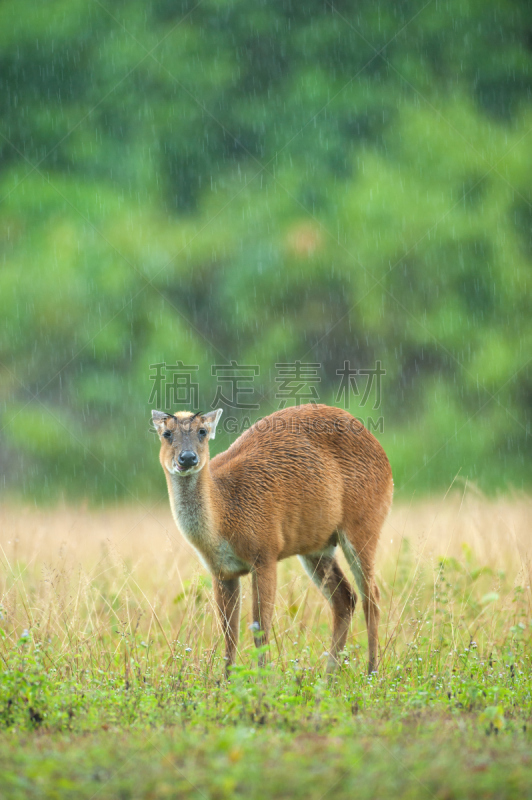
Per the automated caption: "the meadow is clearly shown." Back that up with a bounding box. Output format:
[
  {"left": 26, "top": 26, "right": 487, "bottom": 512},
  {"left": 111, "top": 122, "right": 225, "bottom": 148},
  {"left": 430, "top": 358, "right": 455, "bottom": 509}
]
[{"left": 0, "top": 491, "right": 531, "bottom": 799}]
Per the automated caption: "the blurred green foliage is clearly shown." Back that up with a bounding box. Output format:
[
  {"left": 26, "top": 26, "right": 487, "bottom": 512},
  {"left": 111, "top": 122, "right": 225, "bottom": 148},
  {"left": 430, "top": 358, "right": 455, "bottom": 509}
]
[{"left": 0, "top": 0, "right": 531, "bottom": 501}]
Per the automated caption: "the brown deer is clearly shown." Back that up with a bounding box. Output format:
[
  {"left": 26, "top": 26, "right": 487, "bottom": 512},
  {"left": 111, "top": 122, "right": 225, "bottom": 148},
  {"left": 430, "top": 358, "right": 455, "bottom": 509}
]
[{"left": 151, "top": 404, "right": 393, "bottom": 675}]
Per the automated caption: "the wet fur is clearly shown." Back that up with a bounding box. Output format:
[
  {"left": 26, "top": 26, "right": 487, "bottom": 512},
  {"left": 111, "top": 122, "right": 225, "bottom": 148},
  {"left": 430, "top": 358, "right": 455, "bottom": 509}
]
[{"left": 154, "top": 404, "right": 393, "bottom": 675}]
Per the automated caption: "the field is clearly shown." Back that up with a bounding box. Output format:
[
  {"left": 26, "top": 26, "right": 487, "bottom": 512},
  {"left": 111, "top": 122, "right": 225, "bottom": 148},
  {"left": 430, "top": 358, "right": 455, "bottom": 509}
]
[{"left": 1, "top": 492, "right": 531, "bottom": 799}]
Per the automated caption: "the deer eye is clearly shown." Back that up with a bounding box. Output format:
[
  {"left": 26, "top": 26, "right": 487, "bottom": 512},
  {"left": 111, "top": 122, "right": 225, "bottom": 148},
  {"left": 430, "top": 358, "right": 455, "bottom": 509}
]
[
  {"left": 198, "top": 428, "right": 207, "bottom": 438},
  {"left": 162, "top": 430, "right": 172, "bottom": 440}
]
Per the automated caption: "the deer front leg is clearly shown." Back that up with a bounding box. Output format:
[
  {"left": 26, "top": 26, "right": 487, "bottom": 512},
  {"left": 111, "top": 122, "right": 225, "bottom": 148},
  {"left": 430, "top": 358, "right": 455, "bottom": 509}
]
[
  {"left": 213, "top": 577, "right": 241, "bottom": 677},
  {"left": 251, "top": 561, "right": 277, "bottom": 667}
]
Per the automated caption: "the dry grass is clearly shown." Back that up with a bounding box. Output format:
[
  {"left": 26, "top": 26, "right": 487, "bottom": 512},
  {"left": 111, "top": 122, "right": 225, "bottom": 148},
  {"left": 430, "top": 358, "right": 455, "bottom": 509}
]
[{"left": 1, "top": 490, "right": 531, "bottom": 671}]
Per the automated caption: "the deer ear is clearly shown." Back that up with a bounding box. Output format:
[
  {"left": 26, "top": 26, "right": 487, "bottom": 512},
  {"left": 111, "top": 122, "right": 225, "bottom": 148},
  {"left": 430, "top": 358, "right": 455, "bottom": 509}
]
[
  {"left": 202, "top": 408, "right": 223, "bottom": 439},
  {"left": 151, "top": 410, "right": 170, "bottom": 434}
]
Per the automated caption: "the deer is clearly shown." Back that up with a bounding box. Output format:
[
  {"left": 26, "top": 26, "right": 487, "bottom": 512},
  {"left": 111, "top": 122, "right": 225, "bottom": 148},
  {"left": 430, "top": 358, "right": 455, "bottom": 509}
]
[{"left": 151, "top": 404, "right": 393, "bottom": 676}]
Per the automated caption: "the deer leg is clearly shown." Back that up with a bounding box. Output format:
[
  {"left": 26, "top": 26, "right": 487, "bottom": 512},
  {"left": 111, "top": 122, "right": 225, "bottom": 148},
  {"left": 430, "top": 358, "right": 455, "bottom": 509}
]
[
  {"left": 339, "top": 531, "right": 381, "bottom": 674},
  {"left": 251, "top": 561, "right": 277, "bottom": 667},
  {"left": 213, "top": 576, "right": 241, "bottom": 677},
  {"left": 299, "top": 547, "right": 356, "bottom": 674}
]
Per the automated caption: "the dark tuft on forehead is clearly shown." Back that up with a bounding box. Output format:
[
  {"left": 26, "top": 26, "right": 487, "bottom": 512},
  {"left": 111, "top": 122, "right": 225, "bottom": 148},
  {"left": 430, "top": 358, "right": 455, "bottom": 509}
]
[{"left": 174, "top": 411, "right": 202, "bottom": 431}]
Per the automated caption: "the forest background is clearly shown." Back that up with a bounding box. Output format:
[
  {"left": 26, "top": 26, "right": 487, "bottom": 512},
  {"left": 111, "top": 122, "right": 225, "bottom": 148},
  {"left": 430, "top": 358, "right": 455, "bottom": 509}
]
[{"left": 1, "top": 0, "right": 531, "bottom": 502}]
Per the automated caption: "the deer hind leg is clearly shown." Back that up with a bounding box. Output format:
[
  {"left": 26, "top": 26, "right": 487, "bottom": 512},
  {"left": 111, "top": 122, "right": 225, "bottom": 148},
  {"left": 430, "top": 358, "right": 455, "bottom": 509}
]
[
  {"left": 251, "top": 561, "right": 277, "bottom": 667},
  {"left": 338, "top": 530, "right": 381, "bottom": 674},
  {"left": 213, "top": 577, "right": 241, "bottom": 678},
  {"left": 298, "top": 546, "right": 356, "bottom": 674}
]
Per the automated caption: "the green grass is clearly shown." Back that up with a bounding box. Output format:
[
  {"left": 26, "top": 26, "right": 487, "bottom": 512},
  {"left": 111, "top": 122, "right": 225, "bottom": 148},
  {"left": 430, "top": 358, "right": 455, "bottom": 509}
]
[
  {"left": 1, "top": 498, "right": 531, "bottom": 798},
  {"left": 2, "top": 724, "right": 532, "bottom": 800},
  {"left": 1, "top": 636, "right": 531, "bottom": 799}
]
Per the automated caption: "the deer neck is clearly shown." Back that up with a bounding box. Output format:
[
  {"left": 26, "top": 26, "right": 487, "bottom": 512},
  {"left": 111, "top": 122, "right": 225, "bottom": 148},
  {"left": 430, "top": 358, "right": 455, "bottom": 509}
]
[{"left": 167, "top": 463, "right": 216, "bottom": 548}]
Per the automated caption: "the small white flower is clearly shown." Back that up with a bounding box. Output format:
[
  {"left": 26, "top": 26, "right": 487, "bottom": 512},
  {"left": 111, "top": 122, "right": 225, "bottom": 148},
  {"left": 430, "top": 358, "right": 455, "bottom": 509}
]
[
  {"left": 249, "top": 622, "right": 261, "bottom": 632},
  {"left": 21, "top": 629, "right": 29, "bottom": 639}
]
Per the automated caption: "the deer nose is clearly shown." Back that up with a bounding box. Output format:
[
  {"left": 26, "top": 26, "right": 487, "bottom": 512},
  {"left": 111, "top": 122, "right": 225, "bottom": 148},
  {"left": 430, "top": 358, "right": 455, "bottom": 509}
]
[{"left": 178, "top": 450, "right": 198, "bottom": 468}]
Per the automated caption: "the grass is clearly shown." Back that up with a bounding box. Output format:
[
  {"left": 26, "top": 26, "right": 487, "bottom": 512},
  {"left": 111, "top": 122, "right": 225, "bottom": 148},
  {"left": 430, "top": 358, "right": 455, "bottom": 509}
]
[{"left": 1, "top": 490, "right": 531, "bottom": 798}]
